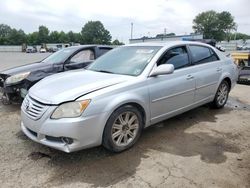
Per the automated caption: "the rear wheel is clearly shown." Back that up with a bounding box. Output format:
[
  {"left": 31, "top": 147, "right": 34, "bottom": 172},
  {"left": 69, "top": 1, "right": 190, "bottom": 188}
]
[
  {"left": 211, "top": 80, "right": 229, "bottom": 108},
  {"left": 102, "top": 105, "right": 143, "bottom": 152}
]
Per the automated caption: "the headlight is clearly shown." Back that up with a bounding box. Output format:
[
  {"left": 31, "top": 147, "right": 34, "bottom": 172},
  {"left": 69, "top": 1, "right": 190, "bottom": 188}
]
[
  {"left": 51, "top": 100, "right": 91, "bottom": 119},
  {"left": 5, "top": 72, "right": 30, "bottom": 85}
]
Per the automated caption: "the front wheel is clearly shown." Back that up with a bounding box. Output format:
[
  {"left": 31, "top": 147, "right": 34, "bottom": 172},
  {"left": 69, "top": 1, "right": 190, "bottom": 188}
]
[
  {"left": 102, "top": 105, "right": 143, "bottom": 152},
  {"left": 211, "top": 80, "right": 229, "bottom": 108}
]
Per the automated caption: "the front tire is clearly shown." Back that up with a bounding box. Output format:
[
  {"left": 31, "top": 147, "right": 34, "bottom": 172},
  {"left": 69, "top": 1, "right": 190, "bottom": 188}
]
[
  {"left": 102, "top": 105, "right": 143, "bottom": 152},
  {"left": 211, "top": 80, "right": 229, "bottom": 108}
]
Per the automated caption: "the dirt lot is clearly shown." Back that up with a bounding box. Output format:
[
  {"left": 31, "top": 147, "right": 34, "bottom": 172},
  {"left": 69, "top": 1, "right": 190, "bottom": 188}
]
[
  {"left": 0, "top": 53, "right": 250, "bottom": 188},
  {"left": 0, "top": 52, "right": 49, "bottom": 70}
]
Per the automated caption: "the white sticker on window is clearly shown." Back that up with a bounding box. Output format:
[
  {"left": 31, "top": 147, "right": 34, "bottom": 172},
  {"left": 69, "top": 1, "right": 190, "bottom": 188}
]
[{"left": 136, "top": 49, "right": 154, "bottom": 54}]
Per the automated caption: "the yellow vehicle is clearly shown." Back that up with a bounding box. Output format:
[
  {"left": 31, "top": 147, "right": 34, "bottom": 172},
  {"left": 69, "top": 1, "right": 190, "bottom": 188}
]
[
  {"left": 231, "top": 51, "right": 250, "bottom": 84},
  {"left": 231, "top": 51, "right": 250, "bottom": 67}
]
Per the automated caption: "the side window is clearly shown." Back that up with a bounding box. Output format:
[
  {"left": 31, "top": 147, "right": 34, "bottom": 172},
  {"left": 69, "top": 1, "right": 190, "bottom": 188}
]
[
  {"left": 99, "top": 48, "right": 111, "bottom": 56},
  {"left": 189, "top": 45, "right": 219, "bottom": 65},
  {"left": 70, "top": 49, "right": 95, "bottom": 64},
  {"left": 158, "top": 46, "right": 189, "bottom": 69}
]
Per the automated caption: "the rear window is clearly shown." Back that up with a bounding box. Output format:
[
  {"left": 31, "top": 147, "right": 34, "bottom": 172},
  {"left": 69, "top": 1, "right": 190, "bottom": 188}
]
[{"left": 189, "top": 45, "right": 219, "bottom": 64}]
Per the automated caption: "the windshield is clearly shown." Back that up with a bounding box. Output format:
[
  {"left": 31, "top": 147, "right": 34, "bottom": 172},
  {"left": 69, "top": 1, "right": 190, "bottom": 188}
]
[
  {"left": 41, "top": 48, "right": 76, "bottom": 64},
  {"left": 87, "top": 46, "right": 161, "bottom": 76}
]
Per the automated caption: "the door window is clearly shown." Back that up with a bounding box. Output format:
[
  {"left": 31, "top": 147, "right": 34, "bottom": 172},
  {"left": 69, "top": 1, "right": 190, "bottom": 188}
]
[
  {"left": 70, "top": 49, "right": 94, "bottom": 64},
  {"left": 157, "top": 46, "right": 190, "bottom": 69},
  {"left": 189, "top": 45, "right": 219, "bottom": 65}
]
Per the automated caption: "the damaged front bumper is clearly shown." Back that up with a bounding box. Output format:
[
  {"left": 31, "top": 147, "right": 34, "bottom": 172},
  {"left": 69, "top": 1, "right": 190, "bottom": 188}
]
[{"left": 0, "top": 78, "right": 30, "bottom": 104}]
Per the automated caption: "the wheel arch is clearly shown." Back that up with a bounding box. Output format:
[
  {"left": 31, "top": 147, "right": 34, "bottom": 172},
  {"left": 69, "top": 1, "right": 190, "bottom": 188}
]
[
  {"left": 112, "top": 102, "right": 147, "bottom": 127},
  {"left": 223, "top": 77, "right": 232, "bottom": 91}
]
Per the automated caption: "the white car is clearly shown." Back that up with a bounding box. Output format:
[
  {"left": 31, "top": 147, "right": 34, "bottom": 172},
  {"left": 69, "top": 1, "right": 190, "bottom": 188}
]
[{"left": 39, "top": 48, "right": 46, "bottom": 53}]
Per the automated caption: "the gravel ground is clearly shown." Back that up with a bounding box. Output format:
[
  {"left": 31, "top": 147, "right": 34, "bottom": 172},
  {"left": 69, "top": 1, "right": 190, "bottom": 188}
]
[{"left": 0, "top": 53, "right": 250, "bottom": 188}]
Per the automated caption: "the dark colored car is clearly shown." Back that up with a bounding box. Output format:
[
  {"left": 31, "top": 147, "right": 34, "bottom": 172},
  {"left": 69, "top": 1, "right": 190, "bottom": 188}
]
[
  {"left": 0, "top": 45, "right": 113, "bottom": 104},
  {"left": 48, "top": 47, "right": 59, "bottom": 53}
]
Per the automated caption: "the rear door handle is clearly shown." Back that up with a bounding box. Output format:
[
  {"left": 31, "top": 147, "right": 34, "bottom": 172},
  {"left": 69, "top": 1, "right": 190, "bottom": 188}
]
[
  {"left": 186, "top": 75, "right": 194, "bottom": 80},
  {"left": 216, "top": 67, "right": 222, "bottom": 72}
]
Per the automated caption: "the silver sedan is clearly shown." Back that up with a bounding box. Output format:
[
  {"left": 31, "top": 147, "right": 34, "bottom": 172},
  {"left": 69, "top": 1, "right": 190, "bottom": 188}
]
[{"left": 21, "top": 41, "right": 238, "bottom": 152}]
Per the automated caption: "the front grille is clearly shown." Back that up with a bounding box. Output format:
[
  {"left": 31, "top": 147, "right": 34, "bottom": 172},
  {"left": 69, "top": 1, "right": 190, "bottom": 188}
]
[{"left": 22, "top": 95, "right": 49, "bottom": 120}]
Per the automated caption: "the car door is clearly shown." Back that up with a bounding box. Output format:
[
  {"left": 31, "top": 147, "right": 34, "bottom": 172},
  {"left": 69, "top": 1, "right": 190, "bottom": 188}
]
[
  {"left": 64, "top": 48, "right": 95, "bottom": 71},
  {"left": 187, "top": 45, "right": 222, "bottom": 102},
  {"left": 147, "top": 45, "right": 196, "bottom": 124}
]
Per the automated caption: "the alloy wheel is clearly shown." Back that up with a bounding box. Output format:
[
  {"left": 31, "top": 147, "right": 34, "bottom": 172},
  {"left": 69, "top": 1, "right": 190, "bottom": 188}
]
[
  {"left": 217, "top": 82, "right": 228, "bottom": 106},
  {"left": 111, "top": 111, "right": 139, "bottom": 147}
]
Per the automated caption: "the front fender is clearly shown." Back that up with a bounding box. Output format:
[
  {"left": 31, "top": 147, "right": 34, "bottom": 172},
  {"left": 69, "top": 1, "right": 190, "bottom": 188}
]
[
  {"left": 103, "top": 93, "right": 151, "bottom": 127},
  {"left": 83, "top": 87, "right": 151, "bottom": 127}
]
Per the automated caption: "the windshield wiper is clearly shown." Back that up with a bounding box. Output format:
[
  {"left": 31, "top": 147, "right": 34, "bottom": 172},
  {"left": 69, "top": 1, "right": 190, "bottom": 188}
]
[{"left": 97, "top": 70, "right": 115, "bottom": 74}]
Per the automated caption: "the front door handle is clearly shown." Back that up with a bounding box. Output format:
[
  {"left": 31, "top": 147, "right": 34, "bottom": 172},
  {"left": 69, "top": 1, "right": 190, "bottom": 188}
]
[
  {"left": 186, "top": 75, "right": 194, "bottom": 80},
  {"left": 216, "top": 67, "right": 222, "bottom": 72}
]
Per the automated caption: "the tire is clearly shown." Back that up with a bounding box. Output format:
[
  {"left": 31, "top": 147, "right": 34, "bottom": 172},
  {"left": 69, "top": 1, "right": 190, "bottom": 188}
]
[
  {"left": 211, "top": 80, "right": 229, "bottom": 109},
  {"left": 102, "top": 105, "right": 143, "bottom": 152}
]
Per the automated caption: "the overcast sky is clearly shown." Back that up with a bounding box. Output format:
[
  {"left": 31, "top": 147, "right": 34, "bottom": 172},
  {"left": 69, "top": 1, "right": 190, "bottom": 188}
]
[{"left": 0, "top": 0, "right": 249, "bottom": 43}]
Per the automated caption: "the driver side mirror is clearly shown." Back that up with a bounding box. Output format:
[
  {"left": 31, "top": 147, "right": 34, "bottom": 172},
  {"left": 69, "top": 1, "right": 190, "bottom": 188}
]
[{"left": 150, "top": 64, "right": 174, "bottom": 77}]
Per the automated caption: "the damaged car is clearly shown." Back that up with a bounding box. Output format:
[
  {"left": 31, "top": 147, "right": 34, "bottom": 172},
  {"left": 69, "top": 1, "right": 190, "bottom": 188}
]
[
  {"left": 0, "top": 45, "right": 113, "bottom": 104},
  {"left": 21, "top": 41, "right": 238, "bottom": 153}
]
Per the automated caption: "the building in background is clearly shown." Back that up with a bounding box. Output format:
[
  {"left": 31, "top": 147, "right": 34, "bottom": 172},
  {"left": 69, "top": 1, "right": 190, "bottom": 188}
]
[{"left": 129, "top": 34, "right": 203, "bottom": 44}]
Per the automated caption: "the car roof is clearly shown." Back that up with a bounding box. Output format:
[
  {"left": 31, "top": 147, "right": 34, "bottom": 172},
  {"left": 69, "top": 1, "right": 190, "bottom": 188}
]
[
  {"left": 126, "top": 41, "right": 214, "bottom": 48},
  {"left": 66, "top": 45, "right": 113, "bottom": 50}
]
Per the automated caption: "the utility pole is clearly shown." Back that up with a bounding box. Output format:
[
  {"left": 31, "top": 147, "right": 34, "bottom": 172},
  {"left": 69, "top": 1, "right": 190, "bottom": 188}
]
[
  {"left": 131, "top": 23, "right": 134, "bottom": 39},
  {"left": 234, "top": 24, "right": 238, "bottom": 41},
  {"left": 234, "top": 24, "right": 238, "bottom": 50}
]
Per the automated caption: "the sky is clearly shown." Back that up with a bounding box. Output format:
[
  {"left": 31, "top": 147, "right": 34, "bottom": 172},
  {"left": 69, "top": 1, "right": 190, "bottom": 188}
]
[{"left": 0, "top": 0, "right": 249, "bottom": 43}]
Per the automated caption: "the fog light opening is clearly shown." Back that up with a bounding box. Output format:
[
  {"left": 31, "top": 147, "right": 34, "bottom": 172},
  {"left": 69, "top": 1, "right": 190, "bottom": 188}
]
[{"left": 61, "top": 137, "right": 73, "bottom": 145}]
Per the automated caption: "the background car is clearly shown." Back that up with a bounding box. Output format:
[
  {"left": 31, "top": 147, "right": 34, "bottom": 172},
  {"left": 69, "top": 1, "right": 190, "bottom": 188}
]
[
  {"left": 0, "top": 45, "right": 113, "bottom": 104},
  {"left": 26, "top": 47, "right": 37, "bottom": 53},
  {"left": 238, "top": 66, "right": 250, "bottom": 84},
  {"left": 20, "top": 41, "right": 238, "bottom": 153},
  {"left": 39, "top": 48, "right": 46, "bottom": 53},
  {"left": 48, "top": 47, "right": 59, "bottom": 53}
]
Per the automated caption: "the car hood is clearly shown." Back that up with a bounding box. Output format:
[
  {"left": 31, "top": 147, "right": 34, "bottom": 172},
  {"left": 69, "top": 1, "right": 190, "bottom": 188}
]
[
  {"left": 29, "top": 70, "right": 132, "bottom": 105},
  {"left": 1, "top": 62, "right": 47, "bottom": 77}
]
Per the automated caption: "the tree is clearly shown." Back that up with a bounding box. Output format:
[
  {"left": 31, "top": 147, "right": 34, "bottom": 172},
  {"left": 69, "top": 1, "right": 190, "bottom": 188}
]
[
  {"left": 58, "top": 31, "right": 69, "bottom": 43},
  {"left": 67, "top": 31, "right": 81, "bottom": 43},
  {"left": 218, "top": 11, "right": 236, "bottom": 41},
  {"left": 49, "top": 31, "right": 60, "bottom": 43},
  {"left": 37, "top": 25, "right": 49, "bottom": 44},
  {"left": 7, "top": 29, "right": 26, "bottom": 45},
  {"left": 193, "top": 11, "right": 236, "bottom": 41},
  {"left": 27, "top": 32, "right": 38, "bottom": 45},
  {"left": 112, "top": 39, "right": 124, "bottom": 45},
  {"left": 0, "top": 24, "right": 12, "bottom": 44},
  {"left": 81, "top": 21, "right": 112, "bottom": 44},
  {"left": 156, "top": 33, "right": 175, "bottom": 38},
  {"left": 227, "top": 32, "right": 250, "bottom": 41}
]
